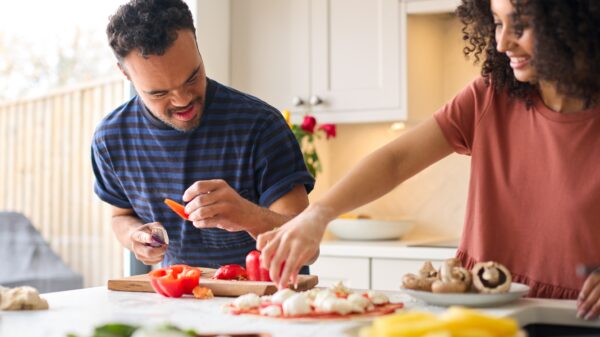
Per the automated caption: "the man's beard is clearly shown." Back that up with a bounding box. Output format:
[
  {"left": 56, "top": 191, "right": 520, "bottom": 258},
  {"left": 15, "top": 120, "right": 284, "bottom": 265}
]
[{"left": 164, "top": 97, "right": 202, "bottom": 132}]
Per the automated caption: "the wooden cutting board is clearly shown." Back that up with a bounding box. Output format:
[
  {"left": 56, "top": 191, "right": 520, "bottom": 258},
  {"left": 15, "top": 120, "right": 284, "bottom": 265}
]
[{"left": 108, "top": 267, "right": 318, "bottom": 297}]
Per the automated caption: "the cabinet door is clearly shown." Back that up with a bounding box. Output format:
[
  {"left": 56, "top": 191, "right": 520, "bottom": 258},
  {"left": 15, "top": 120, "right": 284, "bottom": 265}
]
[
  {"left": 371, "top": 258, "right": 446, "bottom": 291},
  {"left": 309, "top": 0, "right": 402, "bottom": 121},
  {"left": 230, "top": 0, "right": 309, "bottom": 112},
  {"left": 310, "top": 256, "right": 370, "bottom": 289}
]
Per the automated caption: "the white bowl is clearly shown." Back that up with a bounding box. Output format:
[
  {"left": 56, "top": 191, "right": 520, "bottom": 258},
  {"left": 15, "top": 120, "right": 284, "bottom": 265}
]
[{"left": 327, "top": 218, "right": 413, "bottom": 241}]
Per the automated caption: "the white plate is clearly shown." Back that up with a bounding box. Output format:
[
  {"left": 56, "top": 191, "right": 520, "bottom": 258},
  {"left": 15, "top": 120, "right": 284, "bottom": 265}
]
[
  {"left": 328, "top": 219, "right": 413, "bottom": 240},
  {"left": 401, "top": 283, "right": 530, "bottom": 307}
]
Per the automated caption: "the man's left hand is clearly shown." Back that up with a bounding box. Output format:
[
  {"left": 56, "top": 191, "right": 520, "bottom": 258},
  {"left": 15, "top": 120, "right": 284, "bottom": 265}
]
[{"left": 182, "top": 179, "right": 264, "bottom": 235}]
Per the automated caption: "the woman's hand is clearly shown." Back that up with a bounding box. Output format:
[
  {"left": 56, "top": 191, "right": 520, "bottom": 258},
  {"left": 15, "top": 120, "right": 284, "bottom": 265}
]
[
  {"left": 578, "top": 270, "right": 600, "bottom": 320},
  {"left": 256, "top": 204, "right": 336, "bottom": 289}
]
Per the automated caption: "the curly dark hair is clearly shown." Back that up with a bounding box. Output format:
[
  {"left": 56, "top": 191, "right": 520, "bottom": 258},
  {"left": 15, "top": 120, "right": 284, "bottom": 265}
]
[
  {"left": 106, "top": 0, "right": 196, "bottom": 62},
  {"left": 456, "top": 0, "right": 600, "bottom": 106}
]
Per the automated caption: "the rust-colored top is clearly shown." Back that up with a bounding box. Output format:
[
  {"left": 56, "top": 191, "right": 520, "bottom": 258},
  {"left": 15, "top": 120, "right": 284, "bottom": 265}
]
[{"left": 434, "top": 78, "right": 600, "bottom": 299}]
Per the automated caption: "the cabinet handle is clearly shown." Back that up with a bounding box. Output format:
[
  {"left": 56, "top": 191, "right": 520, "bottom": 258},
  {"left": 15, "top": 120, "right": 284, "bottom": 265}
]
[
  {"left": 292, "top": 96, "right": 305, "bottom": 107},
  {"left": 309, "top": 95, "right": 323, "bottom": 106}
]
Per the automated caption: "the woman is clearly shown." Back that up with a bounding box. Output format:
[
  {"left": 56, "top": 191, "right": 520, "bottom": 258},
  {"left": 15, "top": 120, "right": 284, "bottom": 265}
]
[{"left": 257, "top": 0, "right": 600, "bottom": 320}]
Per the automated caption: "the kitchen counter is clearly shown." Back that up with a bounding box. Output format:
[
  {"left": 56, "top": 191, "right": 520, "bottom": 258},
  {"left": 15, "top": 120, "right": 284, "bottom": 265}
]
[{"left": 2, "top": 287, "right": 599, "bottom": 337}]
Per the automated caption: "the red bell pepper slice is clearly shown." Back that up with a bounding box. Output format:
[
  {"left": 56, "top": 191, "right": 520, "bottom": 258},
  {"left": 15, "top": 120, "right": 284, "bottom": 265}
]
[
  {"left": 213, "top": 264, "right": 248, "bottom": 280},
  {"left": 149, "top": 265, "right": 201, "bottom": 297},
  {"left": 164, "top": 198, "right": 189, "bottom": 220},
  {"left": 245, "top": 250, "right": 272, "bottom": 282}
]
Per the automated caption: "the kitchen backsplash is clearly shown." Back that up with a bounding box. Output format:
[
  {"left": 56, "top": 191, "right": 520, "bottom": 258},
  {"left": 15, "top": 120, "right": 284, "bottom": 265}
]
[{"left": 309, "top": 14, "right": 480, "bottom": 239}]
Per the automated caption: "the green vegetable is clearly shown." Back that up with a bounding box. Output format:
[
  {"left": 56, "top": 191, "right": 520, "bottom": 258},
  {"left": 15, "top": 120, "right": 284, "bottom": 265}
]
[{"left": 67, "top": 323, "right": 199, "bottom": 337}]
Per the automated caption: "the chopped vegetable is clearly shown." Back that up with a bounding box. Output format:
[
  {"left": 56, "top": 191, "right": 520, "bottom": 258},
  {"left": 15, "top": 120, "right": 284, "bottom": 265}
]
[
  {"left": 360, "top": 307, "right": 519, "bottom": 337},
  {"left": 164, "top": 198, "right": 189, "bottom": 220},
  {"left": 67, "top": 323, "right": 198, "bottom": 337},
  {"left": 149, "top": 265, "right": 201, "bottom": 298},
  {"left": 192, "top": 286, "right": 214, "bottom": 299}
]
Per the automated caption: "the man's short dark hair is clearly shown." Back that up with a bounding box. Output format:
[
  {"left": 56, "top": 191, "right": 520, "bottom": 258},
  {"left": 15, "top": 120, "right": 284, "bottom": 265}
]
[{"left": 106, "top": 0, "right": 196, "bottom": 62}]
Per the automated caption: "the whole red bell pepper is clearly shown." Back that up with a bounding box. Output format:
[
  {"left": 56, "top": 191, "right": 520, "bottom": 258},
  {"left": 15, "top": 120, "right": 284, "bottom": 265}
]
[
  {"left": 212, "top": 264, "right": 248, "bottom": 280},
  {"left": 149, "top": 264, "right": 201, "bottom": 298},
  {"left": 245, "top": 250, "right": 272, "bottom": 282}
]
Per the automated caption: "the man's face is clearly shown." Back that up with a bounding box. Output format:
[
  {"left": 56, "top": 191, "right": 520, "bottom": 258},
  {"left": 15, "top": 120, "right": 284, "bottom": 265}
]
[{"left": 120, "top": 30, "right": 207, "bottom": 132}]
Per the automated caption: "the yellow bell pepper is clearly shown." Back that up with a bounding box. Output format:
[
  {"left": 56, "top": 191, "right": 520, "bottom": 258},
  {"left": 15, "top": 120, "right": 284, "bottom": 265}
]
[
  {"left": 368, "top": 312, "right": 448, "bottom": 337},
  {"left": 359, "top": 307, "right": 520, "bottom": 337},
  {"left": 440, "top": 307, "right": 519, "bottom": 337}
]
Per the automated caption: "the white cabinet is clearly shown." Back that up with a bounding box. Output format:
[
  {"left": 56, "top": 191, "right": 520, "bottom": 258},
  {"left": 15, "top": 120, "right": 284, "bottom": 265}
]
[
  {"left": 404, "top": 0, "right": 460, "bottom": 14},
  {"left": 311, "top": 256, "right": 370, "bottom": 289},
  {"left": 231, "top": 0, "right": 405, "bottom": 123},
  {"left": 371, "top": 258, "right": 446, "bottom": 291},
  {"left": 314, "top": 242, "right": 456, "bottom": 290}
]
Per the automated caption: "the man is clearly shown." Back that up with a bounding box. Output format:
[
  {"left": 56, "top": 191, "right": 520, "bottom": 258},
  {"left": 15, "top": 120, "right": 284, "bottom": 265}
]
[{"left": 92, "top": 0, "right": 314, "bottom": 271}]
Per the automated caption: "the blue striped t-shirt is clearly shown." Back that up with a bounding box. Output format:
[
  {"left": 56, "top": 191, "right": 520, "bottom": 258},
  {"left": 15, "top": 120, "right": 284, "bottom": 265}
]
[{"left": 92, "top": 78, "right": 315, "bottom": 268}]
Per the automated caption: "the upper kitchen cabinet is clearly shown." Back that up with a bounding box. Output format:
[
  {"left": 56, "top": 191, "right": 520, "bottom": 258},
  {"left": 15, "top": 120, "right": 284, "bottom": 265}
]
[{"left": 231, "top": 0, "right": 405, "bottom": 123}]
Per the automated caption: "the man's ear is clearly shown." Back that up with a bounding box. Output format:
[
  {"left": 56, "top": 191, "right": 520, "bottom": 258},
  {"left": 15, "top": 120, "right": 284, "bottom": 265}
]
[{"left": 117, "top": 63, "right": 131, "bottom": 81}]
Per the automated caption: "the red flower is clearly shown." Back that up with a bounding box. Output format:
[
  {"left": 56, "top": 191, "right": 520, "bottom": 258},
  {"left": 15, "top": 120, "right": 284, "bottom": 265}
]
[
  {"left": 301, "top": 115, "right": 317, "bottom": 133},
  {"left": 319, "top": 124, "right": 336, "bottom": 139}
]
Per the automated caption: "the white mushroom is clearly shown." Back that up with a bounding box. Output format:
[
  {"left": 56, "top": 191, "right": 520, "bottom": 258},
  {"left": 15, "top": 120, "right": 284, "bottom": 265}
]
[
  {"left": 471, "top": 261, "right": 512, "bottom": 294},
  {"left": 431, "top": 258, "right": 472, "bottom": 293},
  {"left": 0, "top": 286, "right": 49, "bottom": 311},
  {"left": 402, "top": 261, "right": 439, "bottom": 291}
]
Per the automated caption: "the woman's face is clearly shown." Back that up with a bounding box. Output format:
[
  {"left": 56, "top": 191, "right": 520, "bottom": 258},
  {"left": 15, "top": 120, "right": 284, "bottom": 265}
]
[{"left": 491, "top": 0, "right": 537, "bottom": 83}]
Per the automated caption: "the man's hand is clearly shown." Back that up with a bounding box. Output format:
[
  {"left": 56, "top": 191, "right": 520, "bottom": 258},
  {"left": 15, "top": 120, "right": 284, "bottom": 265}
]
[
  {"left": 578, "top": 270, "right": 600, "bottom": 320},
  {"left": 183, "top": 179, "right": 267, "bottom": 236},
  {"left": 129, "top": 222, "right": 168, "bottom": 265}
]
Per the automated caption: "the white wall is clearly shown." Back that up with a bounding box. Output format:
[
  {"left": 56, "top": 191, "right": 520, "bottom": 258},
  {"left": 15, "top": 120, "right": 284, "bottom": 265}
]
[{"left": 192, "top": 0, "right": 231, "bottom": 85}]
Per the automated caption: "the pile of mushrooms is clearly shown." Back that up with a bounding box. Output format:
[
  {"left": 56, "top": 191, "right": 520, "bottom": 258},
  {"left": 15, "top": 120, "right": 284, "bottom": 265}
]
[{"left": 401, "top": 259, "right": 512, "bottom": 294}]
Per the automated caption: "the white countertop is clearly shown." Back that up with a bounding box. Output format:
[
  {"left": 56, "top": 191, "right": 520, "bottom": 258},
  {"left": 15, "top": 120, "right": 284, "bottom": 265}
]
[{"left": 1, "top": 287, "right": 598, "bottom": 337}]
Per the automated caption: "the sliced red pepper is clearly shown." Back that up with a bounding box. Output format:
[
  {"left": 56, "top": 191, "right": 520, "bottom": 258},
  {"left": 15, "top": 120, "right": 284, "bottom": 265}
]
[
  {"left": 245, "top": 250, "right": 272, "bottom": 282},
  {"left": 213, "top": 264, "right": 248, "bottom": 280},
  {"left": 149, "top": 264, "right": 201, "bottom": 297},
  {"left": 164, "top": 198, "right": 189, "bottom": 220}
]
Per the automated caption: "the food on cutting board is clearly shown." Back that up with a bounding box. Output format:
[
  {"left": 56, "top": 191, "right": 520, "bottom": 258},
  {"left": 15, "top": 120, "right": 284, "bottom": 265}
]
[
  {"left": 212, "top": 264, "right": 248, "bottom": 280},
  {"left": 359, "top": 306, "right": 520, "bottom": 337},
  {"left": 402, "top": 259, "right": 512, "bottom": 294},
  {"left": 0, "top": 285, "right": 49, "bottom": 310},
  {"left": 149, "top": 265, "right": 202, "bottom": 298},
  {"left": 245, "top": 250, "right": 272, "bottom": 281},
  {"left": 211, "top": 250, "right": 273, "bottom": 281},
  {"left": 225, "top": 281, "right": 403, "bottom": 319}
]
